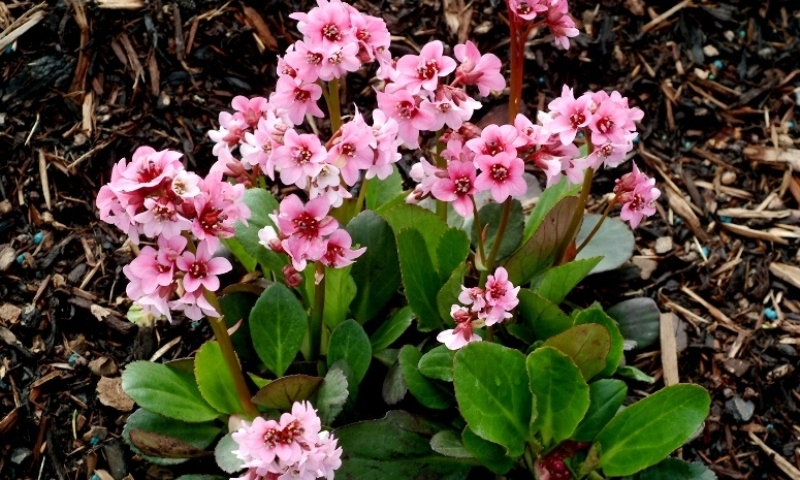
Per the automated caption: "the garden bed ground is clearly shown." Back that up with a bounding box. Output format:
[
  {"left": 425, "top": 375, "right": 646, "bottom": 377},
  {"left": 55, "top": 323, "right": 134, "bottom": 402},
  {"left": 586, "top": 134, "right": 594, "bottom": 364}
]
[{"left": 1, "top": 0, "right": 799, "bottom": 478}]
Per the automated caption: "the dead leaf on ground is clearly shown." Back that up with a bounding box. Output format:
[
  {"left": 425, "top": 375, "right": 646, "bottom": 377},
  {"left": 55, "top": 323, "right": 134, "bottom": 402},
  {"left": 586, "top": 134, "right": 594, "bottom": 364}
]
[
  {"left": 0, "top": 304, "right": 22, "bottom": 324},
  {"left": 97, "top": 376, "right": 134, "bottom": 411}
]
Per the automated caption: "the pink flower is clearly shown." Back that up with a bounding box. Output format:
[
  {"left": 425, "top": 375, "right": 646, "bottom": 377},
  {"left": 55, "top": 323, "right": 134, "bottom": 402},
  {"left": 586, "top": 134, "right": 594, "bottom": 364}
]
[
  {"left": 614, "top": 162, "right": 660, "bottom": 228},
  {"left": 350, "top": 10, "right": 390, "bottom": 62},
  {"left": 546, "top": 0, "right": 579, "bottom": 50},
  {"left": 240, "top": 118, "right": 279, "bottom": 179},
  {"left": 125, "top": 246, "right": 170, "bottom": 295},
  {"left": 437, "top": 305, "right": 482, "bottom": 350},
  {"left": 321, "top": 229, "right": 366, "bottom": 268},
  {"left": 273, "top": 129, "right": 327, "bottom": 188},
  {"left": 170, "top": 170, "right": 201, "bottom": 199},
  {"left": 327, "top": 112, "right": 375, "bottom": 186},
  {"left": 473, "top": 152, "right": 526, "bottom": 203},
  {"left": 208, "top": 112, "right": 248, "bottom": 156},
  {"left": 366, "top": 109, "right": 402, "bottom": 180},
  {"left": 541, "top": 86, "right": 594, "bottom": 145},
  {"left": 466, "top": 124, "right": 519, "bottom": 157},
  {"left": 192, "top": 172, "right": 249, "bottom": 253},
  {"left": 231, "top": 95, "right": 270, "bottom": 128},
  {"left": 272, "top": 75, "right": 324, "bottom": 125},
  {"left": 375, "top": 88, "right": 436, "bottom": 149},
  {"left": 508, "top": 0, "right": 548, "bottom": 21},
  {"left": 283, "top": 41, "right": 326, "bottom": 83},
  {"left": 483, "top": 267, "right": 519, "bottom": 325},
  {"left": 513, "top": 113, "right": 547, "bottom": 149},
  {"left": 394, "top": 40, "right": 457, "bottom": 94},
  {"left": 530, "top": 140, "right": 581, "bottom": 186},
  {"left": 133, "top": 197, "right": 192, "bottom": 239},
  {"left": 290, "top": 1, "right": 353, "bottom": 49},
  {"left": 431, "top": 160, "right": 478, "bottom": 217},
  {"left": 171, "top": 289, "right": 220, "bottom": 320},
  {"left": 407, "top": 157, "right": 443, "bottom": 202},
  {"left": 458, "top": 286, "right": 486, "bottom": 312},
  {"left": 176, "top": 242, "right": 232, "bottom": 292},
  {"left": 588, "top": 95, "right": 630, "bottom": 145},
  {"left": 274, "top": 195, "right": 338, "bottom": 264},
  {"left": 453, "top": 41, "right": 505, "bottom": 96},
  {"left": 319, "top": 43, "right": 361, "bottom": 81}
]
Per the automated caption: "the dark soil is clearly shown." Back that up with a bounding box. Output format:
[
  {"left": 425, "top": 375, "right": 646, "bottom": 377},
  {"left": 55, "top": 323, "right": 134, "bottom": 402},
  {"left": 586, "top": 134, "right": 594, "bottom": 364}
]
[{"left": 1, "top": 0, "right": 799, "bottom": 479}]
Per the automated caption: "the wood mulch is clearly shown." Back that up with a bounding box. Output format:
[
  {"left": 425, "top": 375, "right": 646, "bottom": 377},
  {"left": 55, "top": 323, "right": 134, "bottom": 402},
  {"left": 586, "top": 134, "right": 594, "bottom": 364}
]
[{"left": 1, "top": 0, "right": 799, "bottom": 478}]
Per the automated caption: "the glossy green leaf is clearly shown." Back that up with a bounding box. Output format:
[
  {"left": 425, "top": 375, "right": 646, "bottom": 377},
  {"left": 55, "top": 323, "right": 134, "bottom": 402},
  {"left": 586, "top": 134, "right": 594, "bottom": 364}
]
[
  {"left": 430, "top": 430, "right": 473, "bottom": 459},
  {"left": 250, "top": 283, "right": 308, "bottom": 377},
  {"left": 461, "top": 427, "right": 515, "bottom": 475},
  {"left": 219, "top": 292, "right": 258, "bottom": 364},
  {"left": 399, "top": 345, "right": 452, "bottom": 409},
  {"left": 221, "top": 237, "right": 257, "bottom": 272},
  {"left": 396, "top": 228, "right": 444, "bottom": 331},
  {"left": 542, "top": 324, "right": 611, "bottom": 380},
  {"left": 523, "top": 177, "right": 581, "bottom": 241},
  {"left": 214, "top": 433, "right": 245, "bottom": 473},
  {"left": 382, "top": 359, "right": 407, "bottom": 405},
  {"left": 472, "top": 199, "right": 524, "bottom": 261},
  {"left": 608, "top": 298, "right": 661, "bottom": 350},
  {"left": 123, "top": 409, "right": 219, "bottom": 465},
  {"left": 323, "top": 266, "right": 357, "bottom": 329},
  {"left": 380, "top": 203, "right": 449, "bottom": 271},
  {"left": 595, "top": 384, "right": 711, "bottom": 476},
  {"left": 122, "top": 361, "right": 218, "bottom": 422},
  {"left": 572, "top": 379, "right": 627, "bottom": 442},
  {"left": 437, "top": 264, "right": 466, "bottom": 326},
  {"left": 575, "top": 214, "right": 634, "bottom": 274},
  {"left": 574, "top": 307, "right": 624, "bottom": 376},
  {"left": 453, "top": 342, "right": 532, "bottom": 456},
  {"left": 367, "top": 165, "right": 404, "bottom": 211},
  {"left": 347, "top": 211, "right": 401, "bottom": 323},
  {"left": 516, "top": 289, "right": 574, "bottom": 342},
  {"left": 327, "top": 319, "right": 372, "bottom": 386},
  {"left": 233, "top": 188, "right": 287, "bottom": 276},
  {"left": 616, "top": 365, "right": 656, "bottom": 383},
  {"left": 623, "top": 457, "right": 718, "bottom": 480},
  {"left": 314, "top": 366, "right": 349, "bottom": 425},
  {"left": 418, "top": 345, "right": 456, "bottom": 382},
  {"left": 194, "top": 341, "right": 243, "bottom": 415},
  {"left": 505, "top": 196, "right": 578, "bottom": 286},
  {"left": 534, "top": 257, "right": 603, "bottom": 304},
  {"left": 251, "top": 375, "right": 323, "bottom": 409},
  {"left": 369, "top": 306, "right": 414, "bottom": 352},
  {"left": 527, "top": 347, "right": 590, "bottom": 446},
  {"left": 437, "top": 227, "right": 471, "bottom": 283},
  {"left": 334, "top": 411, "right": 473, "bottom": 480}
]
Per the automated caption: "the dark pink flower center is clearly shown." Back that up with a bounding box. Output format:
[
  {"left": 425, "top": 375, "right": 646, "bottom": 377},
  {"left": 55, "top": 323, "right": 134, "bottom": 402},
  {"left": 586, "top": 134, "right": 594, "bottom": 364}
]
[
  {"left": 516, "top": 2, "right": 532, "bottom": 15},
  {"left": 454, "top": 177, "right": 471, "bottom": 194},
  {"left": 341, "top": 144, "right": 356, "bottom": 157},
  {"left": 281, "top": 64, "right": 297, "bottom": 77},
  {"left": 396, "top": 101, "right": 415, "bottom": 119},
  {"left": 628, "top": 193, "right": 646, "bottom": 211},
  {"left": 328, "top": 50, "right": 344, "bottom": 64},
  {"left": 596, "top": 117, "right": 614, "bottom": 133},
  {"left": 200, "top": 206, "right": 226, "bottom": 231},
  {"left": 153, "top": 203, "right": 175, "bottom": 222},
  {"left": 483, "top": 141, "right": 503, "bottom": 156},
  {"left": 294, "top": 213, "right": 319, "bottom": 238},
  {"left": 325, "top": 244, "right": 344, "bottom": 264},
  {"left": 295, "top": 147, "right": 313, "bottom": 164},
  {"left": 322, "top": 24, "right": 342, "bottom": 41},
  {"left": 569, "top": 112, "right": 586, "bottom": 130},
  {"left": 263, "top": 420, "right": 304, "bottom": 448},
  {"left": 137, "top": 160, "right": 163, "bottom": 183},
  {"left": 189, "top": 261, "right": 207, "bottom": 279},
  {"left": 307, "top": 52, "right": 323, "bottom": 65},
  {"left": 490, "top": 164, "right": 509, "bottom": 182},
  {"left": 599, "top": 144, "right": 614, "bottom": 158},
  {"left": 356, "top": 29, "right": 369, "bottom": 41},
  {"left": 417, "top": 59, "right": 439, "bottom": 80},
  {"left": 488, "top": 283, "right": 506, "bottom": 299},
  {"left": 294, "top": 88, "right": 311, "bottom": 102}
]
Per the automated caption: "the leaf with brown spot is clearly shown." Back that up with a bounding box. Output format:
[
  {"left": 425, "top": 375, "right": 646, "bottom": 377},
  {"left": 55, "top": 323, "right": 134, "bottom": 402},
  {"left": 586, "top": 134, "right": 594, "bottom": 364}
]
[
  {"left": 543, "top": 324, "right": 611, "bottom": 381},
  {"left": 129, "top": 429, "right": 212, "bottom": 459},
  {"left": 251, "top": 375, "right": 323, "bottom": 409}
]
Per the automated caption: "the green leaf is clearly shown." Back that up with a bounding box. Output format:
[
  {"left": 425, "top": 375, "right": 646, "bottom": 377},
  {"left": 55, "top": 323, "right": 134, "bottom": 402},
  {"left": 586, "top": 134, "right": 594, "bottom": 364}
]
[
  {"left": 542, "top": 324, "right": 611, "bottom": 380},
  {"left": 396, "top": 228, "right": 445, "bottom": 331},
  {"left": 334, "top": 411, "right": 473, "bottom": 480},
  {"left": 327, "top": 319, "right": 372, "bottom": 386},
  {"left": 219, "top": 292, "right": 258, "bottom": 365},
  {"left": 437, "top": 264, "right": 466, "bottom": 326},
  {"left": 373, "top": 348, "right": 399, "bottom": 367},
  {"left": 323, "top": 266, "right": 357, "bottom": 329},
  {"left": 251, "top": 375, "right": 323, "bottom": 409},
  {"left": 250, "top": 283, "right": 308, "bottom": 377},
  {"left": 572, "top": 379, "right": 628, "bottom": 442},
  {"left": 461, "top": 427, "right": 515, "bottom": 475},
  {"left": 527, "top": 347, "right": 590, "bottom": 446},
  {"left": 314, "top": 366, "right": 349, "bottom": 425},
  {"left": 534, "top": 257, "right": 603, "bottom": 304},
  {"left": 194, "top": 341, "right": 243, "bottom": 415},
  {"left": 233, "top": 188, "right": 287, "bottom": 275},
  {"left": 623, "top": 457, "right": 718, "bottom": 480},
  {"left": 123, "top": 409, "right": 219, "bottom": 465},
  {"left": 453, "top": 342, "right": 532, "bottom": 456},
  {"left": 595, "top": 384, "right": 711, "bottom": 476},
  {"left": 616, "top": 365, "right": 656, "bottom": 383},
  {"left": 122, "top": 361, "right": 219, "bottom": 422},
  {"left": 437, "top": 228, "right": 471, "bottom": 283},
  {"left": 399, "top": 345, "right": 452, "bottom": 409},
  {"left": 418, "top": 345, "right": 456, "bottom": 382},
  {"left": 524, "top": 177, "right": 581, "bottom": 241},
  {"left": 366, "top": 165, "right": 404, "bottom": 211},
  {"left": 472, "top": 199, "right": 524, "bottom": 261},
  {"left": 608, "top": 298, "right": 661, "bottom": 350},
  {"left": 347, "top": 211, "right": 401, "bottom": 323},
  {"left": 369, "top": 306, "right": 414, "bottom": 352},
  {"left": 575, "top": 214, "right": 635, "bottom": 274},
  {"left": 382, "top": 359, "right": 407, "bottom": 405},
  {"left": 574, "top": 307, "right": 624, "bottom": 377},
  {"left": 516, "top": 289, "right": 574, "bottom": 341},
  {"left": 380, "top": 203, "right": 449, "bottom": 271},
  {"left": 221, "top": 237, "right": 257, "bottom": 272},
  {"left": 430, "top": 430, "right": 474, "bottom": 459},
  {"left": 214, "top": 433, "right": 245, "bottom": 474},
  {"left": 505, "top": 196, "right": 578, "bottom": 286}
]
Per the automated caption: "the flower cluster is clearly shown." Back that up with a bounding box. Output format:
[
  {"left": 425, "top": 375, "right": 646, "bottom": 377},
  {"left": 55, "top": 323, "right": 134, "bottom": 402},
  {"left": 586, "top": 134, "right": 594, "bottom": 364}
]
[
  {"left": 97, "top": 146, "right": 247, "bottom": 320},
  {"left": 437, "top": 267, "right": 520, "bottom": 350},
  {"left": 507, "top": 0, "right": 579, "bottom": 49},
  {"left": 231, "top": 401, "right": 341, "bottom": 480},
  {"left": 613, "top": 162, "right": 661, "bottom": 228},
  {"left": 259, "top": 194, "right": 366, "bottom": 282}
]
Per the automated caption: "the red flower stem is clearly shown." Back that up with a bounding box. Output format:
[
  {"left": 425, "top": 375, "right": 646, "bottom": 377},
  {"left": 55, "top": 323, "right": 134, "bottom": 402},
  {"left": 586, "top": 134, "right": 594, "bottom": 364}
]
[
  {"left": 309, "top": 262, "right": 325, "bottom": 362},
  {"left": 555, "top": 166, "right": 594, "bottom": 265},
  {"left": 471, "top": 196, "right": 487, "bottom": 265},
  {"left": 328, "top": 78, "right": 342, "bottom": 133}
]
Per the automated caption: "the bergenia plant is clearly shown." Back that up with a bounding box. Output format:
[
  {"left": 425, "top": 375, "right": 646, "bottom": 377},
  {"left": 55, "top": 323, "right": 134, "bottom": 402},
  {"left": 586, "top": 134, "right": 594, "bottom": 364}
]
[{"left": 98, "top": 1, "right": 712, "bottom": 479}]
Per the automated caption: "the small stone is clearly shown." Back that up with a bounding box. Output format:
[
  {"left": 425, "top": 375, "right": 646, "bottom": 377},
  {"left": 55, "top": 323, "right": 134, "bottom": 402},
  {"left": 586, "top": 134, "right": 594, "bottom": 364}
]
[
  {"left": 0, "top": 200, "right": 11, "bottom": 215},
  {"left": 0, "top": 245, "right": 15, "bottom": 272},
  {"left": 10, "top": 448, "right": 32, "bottom": 465},
  {"left": 722, "top": 358, "right": 751, "bottom": 377},
  {"left": 725, "top": 395, "right": 755, "bottom": 422},
  {"left": 721, "top": 171, "right": 737, "bottom": 185},
  {"left": 703, "top": 44, "right": 720, "bottom": 57},
  {"left": 655, "top": 236, "right": 673, "bottom": 254},
  {"left": 632, "top": 257, "right": 658, "bottom": 280}
]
